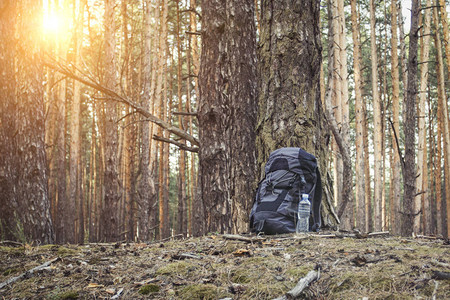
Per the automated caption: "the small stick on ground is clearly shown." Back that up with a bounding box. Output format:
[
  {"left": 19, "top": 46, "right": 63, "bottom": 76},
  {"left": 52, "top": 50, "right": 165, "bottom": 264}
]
[
  {"left": 0, "top": 257, "right": 60, "bottom": 290},
  {"left": 273, "top": 268, "right": 320, "bottom": 300}
]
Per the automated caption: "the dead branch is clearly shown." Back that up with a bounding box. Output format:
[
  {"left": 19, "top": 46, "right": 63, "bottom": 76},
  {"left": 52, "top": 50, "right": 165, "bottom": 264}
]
[
  {"left": 153, "top": 135, "right": 199, "bottom": 153},
  {"left": 220, "top": 234, "right": 266, "bottom": 243},
  {"left": 0, "top": 257, "right": 60, "bottom": 290},
  {"left": 273, "top": 269, "right": 320, "bottom": 300},
  {"left": 42, "top": 54, "right": 199, "bottom": 147}
]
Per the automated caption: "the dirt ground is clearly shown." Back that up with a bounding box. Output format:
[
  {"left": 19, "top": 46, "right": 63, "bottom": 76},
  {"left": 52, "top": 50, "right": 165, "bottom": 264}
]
[{"left": 0, "top": 231, "right": 449, "bottom": 299}]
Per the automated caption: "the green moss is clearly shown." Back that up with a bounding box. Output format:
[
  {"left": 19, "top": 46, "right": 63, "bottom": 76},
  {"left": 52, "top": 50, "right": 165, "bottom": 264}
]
[
  {"left": 46, "top": 289, "right": 79, "bottom": 300},
  {"left": 177, "top": 284, "right": 219, "bottom": 300},
  {"left": 285, "top": 264, "right": 313, "bottom": 279},
  {"left": 57, "top": 291, "right": 79, "bottom": 300},
  {"left": 39, "top": 244, "right": 58, "bottom": 250},
  {"left": 139, "top": 284, "right": 160, "bottom": 295},
  {"left": 231, "top": 268, "right": 252, "bottom": 284},
  {"left": 2, "top": 268, "right": 17, "bottom": 276},
  {"left": 242, "top": 280, "right": 288, "bottom": 299},
  {"left": 156, "top": 261, "right": 195, "bottom": 276},
  {"left": 56, "top": 246, "right": 79, "bottom": 257},
  {"left": 0, "top": 246, "right": 24, "bottom": 256}
]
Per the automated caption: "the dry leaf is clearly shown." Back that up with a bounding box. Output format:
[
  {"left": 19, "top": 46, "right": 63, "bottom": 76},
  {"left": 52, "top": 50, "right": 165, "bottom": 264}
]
[{"left": 232, "top": 249, "right": 252, "bottom": 257}]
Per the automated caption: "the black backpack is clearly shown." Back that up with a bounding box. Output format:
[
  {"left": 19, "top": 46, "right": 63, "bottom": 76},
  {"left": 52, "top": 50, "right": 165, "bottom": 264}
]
[{"left": 250, "top": 147, "right": 322, "bottom": 234}]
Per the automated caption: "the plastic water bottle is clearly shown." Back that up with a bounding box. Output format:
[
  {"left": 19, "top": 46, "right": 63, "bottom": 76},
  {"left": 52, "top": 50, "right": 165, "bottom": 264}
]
[{"left": 296, "top": 194, "right": 310, "bottom": 233}]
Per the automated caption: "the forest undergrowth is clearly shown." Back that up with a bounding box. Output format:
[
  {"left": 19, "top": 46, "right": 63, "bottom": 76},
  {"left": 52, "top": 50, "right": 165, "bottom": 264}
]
[{"left": 0, "top": 231, "right": 449, "bottom": 299}]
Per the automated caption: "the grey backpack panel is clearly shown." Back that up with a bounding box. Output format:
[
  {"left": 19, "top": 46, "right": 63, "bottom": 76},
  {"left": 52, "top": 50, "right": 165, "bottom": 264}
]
[{"left": 250, "top": 147, "right": 322, "bottom": 234}]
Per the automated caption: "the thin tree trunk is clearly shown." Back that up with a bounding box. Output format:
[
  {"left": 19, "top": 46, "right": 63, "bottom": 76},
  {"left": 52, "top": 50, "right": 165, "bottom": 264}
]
[
  {"left": 402, "top": 0, "right": 419, "bottom": 237},
  {"left": 350, "top": 0, "right": 366, "bottom": 233},
  {"left": 339, "top": 0, "right": 352, "bottom": 229},
  {"left": 416, "top": 0, "right": 432, "bottom": 234},
  {"left": 89, "top": 111, "right": 97, "bottom": 242},
  {"left": 176, "top": 0, "right": 187, "bottom": 237},
  {"left": 188, "top": 0, "right": 199, "bottom": 237},
  {"left": 139, "top": 0, "right": 155, "bottom": 242},
  {"left": 102, "top": 0, "right": 121, "bottom": 242},
  {"left": 370, "top": 0, "right": 383, "bottom": 232},
  {"left": 69, "top": 0, "right": 84, "bottom": 244},
  {"left": 331, "top": 0, "right": 343, "bottom": 212},
  {"left": 363, "top": 95, "right": 373, "bottom": 232},
  {"left": 390, "top": 0, "right": 402, "bottom": 236},
  {"left": 434, "top": 2, "right": 449, "bottom": 238},
  {"left": 157, "top": 0, "right": 170, "bottom": 239}
]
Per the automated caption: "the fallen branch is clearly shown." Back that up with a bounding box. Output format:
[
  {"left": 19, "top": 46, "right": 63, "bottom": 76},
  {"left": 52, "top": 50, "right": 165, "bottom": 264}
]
[
  {"left": 0, "top": 257, "right": 60, "bottom": 290},
  {"left": 221, "top": 234, "right": 266, "bottom": 243},
  {"left": 273, "top": 269, "right": 320, "bottom": 300}
]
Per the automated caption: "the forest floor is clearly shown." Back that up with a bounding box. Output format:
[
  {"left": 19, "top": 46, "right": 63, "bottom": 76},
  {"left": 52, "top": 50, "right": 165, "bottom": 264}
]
[{"left": 0, "top": 231, "right": 449, "bottom": 299}]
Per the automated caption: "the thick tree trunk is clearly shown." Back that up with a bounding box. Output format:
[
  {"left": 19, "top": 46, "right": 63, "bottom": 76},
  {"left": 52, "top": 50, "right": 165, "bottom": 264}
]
[
  {"left": 256, "top": 0, "right": 336, "bottom": 228},
  {"left": 198, "top": 0, "right": 257, "bottom": 234},
  {"left": 188, "top": 0, "right": 200, "bottom": 236}
]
